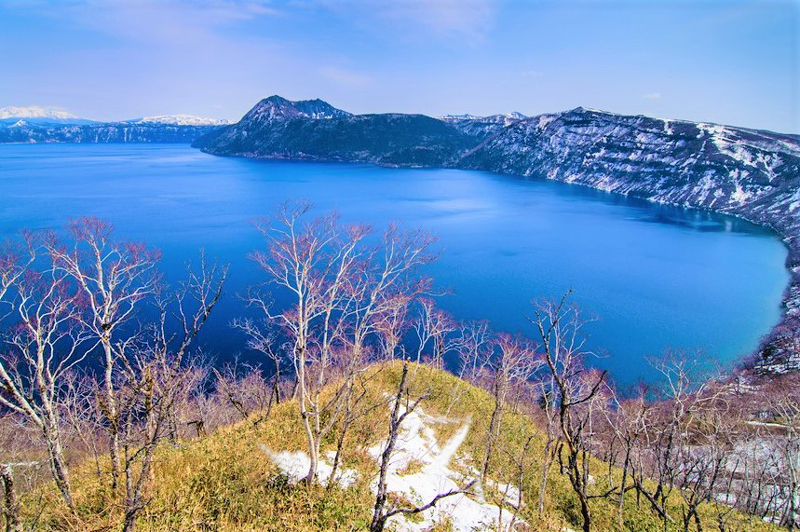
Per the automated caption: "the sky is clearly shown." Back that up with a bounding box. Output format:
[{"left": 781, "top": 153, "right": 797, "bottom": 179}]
[{"left": 0, "top": 0, "right": 797, "bottom": 133}]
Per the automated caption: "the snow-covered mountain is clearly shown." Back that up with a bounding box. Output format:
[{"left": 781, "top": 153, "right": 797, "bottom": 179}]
[
  {"left": 0, "top": 108, "right": 230, "bottom": 143},
  {"left": 0, "top": 106, "right": 98, "bottom": 125},
  {"left": 125, "top": 114, "right": 233, "bottom": 126}
]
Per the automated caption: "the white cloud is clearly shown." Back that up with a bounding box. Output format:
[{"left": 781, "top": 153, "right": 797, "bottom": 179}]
[{"left": 642, "top": 92, "right": 662, "bottom": 100}]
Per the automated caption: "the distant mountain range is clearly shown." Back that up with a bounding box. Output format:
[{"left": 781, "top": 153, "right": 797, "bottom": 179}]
[
  {"left": 0, "top": 106, "right": 231, "bottom": 142},
  {"left": 3, "top": 97, "right": 800, "bottom": 372}
]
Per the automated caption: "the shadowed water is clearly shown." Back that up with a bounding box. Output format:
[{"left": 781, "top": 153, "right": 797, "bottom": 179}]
[{"left": 0, "top": 144, "right": 789, "bottom": 387}]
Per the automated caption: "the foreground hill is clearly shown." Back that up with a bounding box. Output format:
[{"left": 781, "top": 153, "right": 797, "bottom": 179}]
[
  {"left": 23, "top": 363, "right": 775, "bottom": 532},
  {"left": 192, "top": 97, "right": 800, "bottom": 373}
]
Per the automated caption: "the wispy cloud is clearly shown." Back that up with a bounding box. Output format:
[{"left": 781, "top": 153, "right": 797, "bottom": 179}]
[
  {"left": 642, "top": 92, "right": 662, "bottom": 100},
  {"left": 319, "top": 66, "right": 373, "bottom": 88}
]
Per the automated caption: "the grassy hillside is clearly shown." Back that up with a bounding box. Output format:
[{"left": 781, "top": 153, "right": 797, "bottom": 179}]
[{"left": 22, "top": 362, "right": 778, "bottom": 532}]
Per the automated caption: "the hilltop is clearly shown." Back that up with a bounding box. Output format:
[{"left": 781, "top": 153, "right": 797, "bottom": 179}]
[{"left": 19, "top": 362, "right": 778, "bottom": 532}]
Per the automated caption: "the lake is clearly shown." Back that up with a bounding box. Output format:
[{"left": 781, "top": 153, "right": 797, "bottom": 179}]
[{"left": 0, "top": 143, "right": 789, "bottom": 387}]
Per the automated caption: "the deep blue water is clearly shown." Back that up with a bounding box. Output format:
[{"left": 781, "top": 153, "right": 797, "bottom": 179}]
[{"left": 0, "top": 144, "right": 789, "bottom": 387}]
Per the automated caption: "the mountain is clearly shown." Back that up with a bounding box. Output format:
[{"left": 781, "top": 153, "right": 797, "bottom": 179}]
[
  {"left": 194, "top": 96, "right": 473, "bottom": 167},
  {"left": 195, "top": 97, "right": 800, "bottom": 372},
  {"left": 0, "top": 105, "right": 98, "bottom": 125},
  {"left": 0, "top": 106, "right": 232, "bottom": 143},
  {"left": 124, "top": 114, "right": 233, "bottom": 126}
]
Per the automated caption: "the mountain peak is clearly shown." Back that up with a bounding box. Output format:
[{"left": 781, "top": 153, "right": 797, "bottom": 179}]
[{"left": 243, "top": 96, "right": 352, "bottom": 122}]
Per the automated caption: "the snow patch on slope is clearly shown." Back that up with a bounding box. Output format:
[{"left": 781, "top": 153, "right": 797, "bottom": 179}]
[
  {"left": 261, "top": 446, "right": 358, "bottom": 489},
  {"left": 366, "top": 403, "right": 520, "bottom": 531},
  {"left": 262, "top": 402, "right": 522, "bottom": 531}
]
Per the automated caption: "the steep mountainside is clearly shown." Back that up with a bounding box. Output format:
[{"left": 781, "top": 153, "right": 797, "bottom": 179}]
[
  {"left": 195, "top": 96, "right": 474, "bottom": 166},
  {"left": 194, "top": 97, "right": 800, "bottom": 372}
]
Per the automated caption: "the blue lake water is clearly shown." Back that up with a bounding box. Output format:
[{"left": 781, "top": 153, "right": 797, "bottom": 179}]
[{"left": 0, "top": 144, "right": 789, "bottom": 387}]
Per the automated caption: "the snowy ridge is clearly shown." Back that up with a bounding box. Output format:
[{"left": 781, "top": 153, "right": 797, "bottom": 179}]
[
  {"left": 126, "top": 114, "right": 233, "bottom": 126},
  {"left": 0, "top": 106, "right": 79, "bottom": 120}
]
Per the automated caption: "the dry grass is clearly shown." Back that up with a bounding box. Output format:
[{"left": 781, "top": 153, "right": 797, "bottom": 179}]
[{"left": 16, "top": 362, "right": 781, "bottom": 532}]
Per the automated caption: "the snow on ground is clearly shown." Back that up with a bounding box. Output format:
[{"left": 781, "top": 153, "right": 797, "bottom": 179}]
[
  {"left": 262, "top": 402, "right": 524, "bottom": 531},
  {"left": 260, "top": 446, "right": 358, "bottom": 489}
]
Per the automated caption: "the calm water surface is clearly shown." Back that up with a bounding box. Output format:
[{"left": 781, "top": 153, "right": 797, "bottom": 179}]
[{"left": 0, "top": 144, "right": 789, "bottom": 386}]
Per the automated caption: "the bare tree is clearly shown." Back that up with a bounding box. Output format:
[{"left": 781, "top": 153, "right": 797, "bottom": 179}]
[
  {"left": 481, "top": 333, "right": 539, "bottom": 486},
  {"left": 413, "top": 298, "right": 455, "bottom": 368},
  {"left": 117, "top": 255, "right": 226, "bottom": 532},
  {"left": 0, "top": 247, "right": 90, "bottom": 509},
  {"left": 529, "top": 293, "right": 607, "bottom": 532},
  {"left": 768, "top": 376, "right": 800, "bottom": 530},
  {"left": 211, "top": 359, "right": 276, "bottom": 424},
  {"left": 248, "top": 202, "right": 434, "bottom": 484},
  {"left": 46, "top": 218, "right": 160, "bottom": 490},
  {"left": 603, "top": 388, "right": 650, "bottom": 528}
]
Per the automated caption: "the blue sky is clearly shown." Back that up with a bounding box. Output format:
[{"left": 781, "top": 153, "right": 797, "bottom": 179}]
[{"left": 1, "top": 0, "right": 797, "bottom": 132}]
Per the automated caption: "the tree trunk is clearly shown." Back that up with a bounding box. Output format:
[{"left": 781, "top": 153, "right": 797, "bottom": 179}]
[
  {"left": 43, "top": 423, "right": 74, "bottom": 510},
  {"left": 103, "top": 342, "right": 121, "bottom": 491},
  {"left": 0, "top": 465, "right": 20, "bottom": 532},
  {"left": 371, "top": 363, "right": 409, "bottom": 532}
]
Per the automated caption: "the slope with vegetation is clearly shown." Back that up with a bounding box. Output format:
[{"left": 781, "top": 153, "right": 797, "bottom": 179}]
[{"left": 11, "top": 361, "right": 790, "bottom": 532}]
